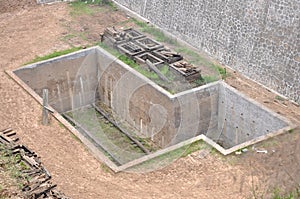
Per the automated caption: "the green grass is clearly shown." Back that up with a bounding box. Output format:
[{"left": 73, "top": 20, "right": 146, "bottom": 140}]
[
  {"left": 275, "top": 95, "right": 285, "bottom": 101},
  {"left": 99, "top": 43, "right": 161, "bottom": 80},
  {"left": 67, "top": 107, "right": 147, "bottom": 161},
  {"left": 70, "top": 0, "right": 117, "bottom": 16},
  {"left": 0, "top": 145, "right": 30, "bottom": 193},
  {"left": 131, "top": 18, "right": 228, "bottom": 82},
  {"left": 25, "top": 47, "right": 83, "bottom": 65},
  {"left": 217, "top": 66, "right": 227, "bottom": 79},
  {"left": 128, "top": 140, "right": 211, "bottom": 171},
  {"left": 160, "top": 65, "right": 169, "bottom": 76},
  {"left": 202, "top": 75, "right": 219, "bottom": 83},
  {"left": 176, "top": 47, "right": 225, "bottom": 79},
  {"left": 273, "top": 188, "right": 300, "bottom": 199},
  {"left": 131, "top": 18, "right": 177, "bottom": 45},
  {"left": 70, "top": 1, "right": 96, "bottom": 15}
]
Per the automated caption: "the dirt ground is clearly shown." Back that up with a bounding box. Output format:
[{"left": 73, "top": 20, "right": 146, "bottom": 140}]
[{"left": 0, "top": 1, "right": 299, "bottom": 199}]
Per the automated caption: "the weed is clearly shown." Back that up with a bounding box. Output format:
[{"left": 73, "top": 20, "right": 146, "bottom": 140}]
[
  {"left": 118, "top": 55, "right": 139, "bottom": 68},
  {"left": 129, "top": 140, "right": 210, "bottom": 171},
  {"left": 202, "top": 75, "right": 218, "bottom": 84},
  {"left": 272, "top": 187, "right": 300, "bottom": 199},
  {"left": 58, "top": 121, "right": 65, "bottom": 129},
  {"left": 61, "top": 34, "right": 77, "bottom": 42},
  {"left": 100, "top": 163, "right": 111, "bottom": 173},
  {"left": 25, "top": 47, "right": 83, "bottom": 65},
  {"left": 70, "top": 0, "right": 116, "bottom": 16},
  {"left": 98, "top": 43, "right": 121, "bottom": 57},
  {"left": 70, "top": 1, "right": 95, "bottom": 16},
  {"left": 288, "top": 129, "right": 294, "bottom": 133},
  {"left": 160, "top": 65, "right": 169, "bottom": 75},
  {"left": 217, "top": 66, "right": 227, "bottom": 79},
  {"left": 0, "top": 144, "right": 29, "bottom": 194},
  {"left": 99, "top": 43, "right": 160, "bottom": 80},
  {"left": 181, "top": 140, "right": 208, "bottom": 157},
  {"left": 275, "top": 95, "right": 285, "bottom": 101}
]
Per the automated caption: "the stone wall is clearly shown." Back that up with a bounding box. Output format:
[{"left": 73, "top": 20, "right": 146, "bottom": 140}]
[{"left": 113, "top": 0, "right": 300, "bottom": 104}]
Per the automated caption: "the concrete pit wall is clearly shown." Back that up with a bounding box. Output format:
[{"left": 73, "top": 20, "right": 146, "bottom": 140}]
[
  {"left": 14, "top": 49, "right": 99, "bottom": 113},
  {"left": 13, "top": 47, "right": 290, "bottom": 150},
  {"left": 113, "top": 0, "right": 300, "bottom": 104},
  {"left": 96, "top": 47, "right": 220, "bottom": 147},
  {"left": 215, "top": 82, "right": 289, "bottom": 149}
]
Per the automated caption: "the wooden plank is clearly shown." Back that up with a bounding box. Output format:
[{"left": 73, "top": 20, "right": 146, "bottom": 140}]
[
  {"left": 145, "top": 59, "right": 170, "bottom": 82},
  {"left": 0, "top": 128, "right": 13, "bottom": 134},
  {"left": 42, "top": 89, "right": 49, "bottom": 125}
]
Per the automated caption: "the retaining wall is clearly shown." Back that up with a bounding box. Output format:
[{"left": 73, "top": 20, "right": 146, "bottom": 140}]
[{"left": 113, "top": 0, "right": 300, "bottom": 104}]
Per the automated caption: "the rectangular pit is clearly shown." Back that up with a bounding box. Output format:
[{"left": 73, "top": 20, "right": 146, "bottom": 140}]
[
  {"left": 8, "top": 46, "right": 294, "bottom": 171},
  {"left": 135, "top": 52, "right": 164, "bottom": 66},
  {"left": 135, "top": 37, "right": 163, "bottom": 51},
  {"left": 123, "top": 28, "right": 145, "bottom": 40},
  {"left": 117, "top": 41, "right": 145, "bottom": 57}
]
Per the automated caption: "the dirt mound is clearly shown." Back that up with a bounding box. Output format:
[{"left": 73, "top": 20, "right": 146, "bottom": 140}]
[{"left": 0, "top": 0, "right": 37, "bottom": 14}]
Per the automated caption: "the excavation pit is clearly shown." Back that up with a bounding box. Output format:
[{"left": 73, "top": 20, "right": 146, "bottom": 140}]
[{"left": 8, "top": 47, "right": 294, "bottom": 172}]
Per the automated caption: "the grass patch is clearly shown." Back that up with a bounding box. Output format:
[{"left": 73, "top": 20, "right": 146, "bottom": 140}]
[
  {"left": 128, "top": 140, "right": 210, "bottom": 171},
  {"left": 132, "top": 17, "right": 227, "bottom": 82},
  {"left": 70, "top": 0, "right": 117, "bottom": 16},
  {"left": 70, "top": 1, "right": 96, "bottom": 16},
  {"left": 176, "top": 47, "right": 224, "bottom": 78},
  {"left": 275, "top": 95, "right": 285, "bottom": 101},
  {"left": 160, "top": 65, "right": 169, "bottom": 76},
  {"left": 25, "top": 47, "right": 83, "bottom": 65},
  {"left": 131, "top": 18, "right": 177, "bottom": 45},
  {"left": 0, "top": 144, "right": 30, "bottom": 193},
  {"left": 118, "top": 54, "right": 159, "bottom": 80},
  {"left": 272, "top": 187, "right": 300, "bottom": 199},
  {"left": 100, "top": 163, "right": 112, "bottom": 173},
  {"left": 202, "top": 75, "right": 219, "bottom": 83},
  {"left": 217, "top": 66, "right": 227, "bottom": 79},
  {"left": 99, "top": 43, "right": 160, "bottom": 80},
  {"left": 66, "top": 107, "right": 148, "bottom": 164}
]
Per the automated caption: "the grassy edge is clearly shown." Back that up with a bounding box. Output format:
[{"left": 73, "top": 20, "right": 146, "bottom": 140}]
[
  {"left": 24, "top": 46, "right": 84, "bottom": 65},
  {"left": 130, "top": 18, "right": 228, "bottom": 82}
]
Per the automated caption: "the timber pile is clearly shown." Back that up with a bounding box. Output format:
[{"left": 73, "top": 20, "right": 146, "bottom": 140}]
[
  {"left": 153, "top": 48, "right": 183, "bottom": 64},
  {"left": 172, "top": 61, "right": 201, "bottom": 76},
  {"left": 101, "top": 27, "right": 202, "bottom": 82},
  {"left": 0, "top": 128, "right": 69, "bottom": 199}
]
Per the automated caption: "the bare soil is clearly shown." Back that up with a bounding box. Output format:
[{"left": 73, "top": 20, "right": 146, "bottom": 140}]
[{"left": 0, "top": 1, "right": 299, "bottom": 198}]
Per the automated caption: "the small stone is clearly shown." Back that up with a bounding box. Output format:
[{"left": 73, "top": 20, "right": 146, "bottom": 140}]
[{"left": 256, "top": 150, "right": 268, "bottom": 154}]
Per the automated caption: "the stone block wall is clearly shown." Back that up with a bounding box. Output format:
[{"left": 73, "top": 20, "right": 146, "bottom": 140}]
[{"left": 113, "top": 0, "right": 300, "bottom": 104}]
